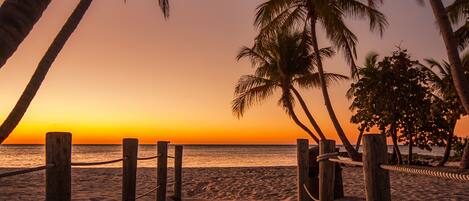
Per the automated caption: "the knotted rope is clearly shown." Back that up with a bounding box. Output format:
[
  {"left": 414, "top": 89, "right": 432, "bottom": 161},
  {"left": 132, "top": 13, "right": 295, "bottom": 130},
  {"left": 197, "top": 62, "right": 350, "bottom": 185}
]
[
  {"left": 316, "top": 152, "right": 339, "bottom": 162},
  {"left": 380, "top": 164, "right": 469, "bottom": 182}
]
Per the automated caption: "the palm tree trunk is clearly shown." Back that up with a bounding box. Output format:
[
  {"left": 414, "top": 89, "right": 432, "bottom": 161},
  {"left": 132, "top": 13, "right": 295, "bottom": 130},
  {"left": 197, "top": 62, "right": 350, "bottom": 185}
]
[
  {"left": 0, "top": 0, "right": 52, "bottom": 68},
  {"left": 437, "top": 122, "right": 456, "bottom": 167},
  {"left": 390, "top": 121, "right": 402, "bottom": 164},
  {"left": 408, "top": 131, "right": 413, "bottom": 164},
  {"left": 309, "top": 18, "right": 360, "bottom": 160},
  {"left": 355, "top": 129, "right": 363, "bottom": 152},
  {"left": 0, "top": 0, "right": 92, "bottom": 144},
  {"left": 285, "top": 100, "right": 320, "bottom": 143},
  {"left": 430, "top": 0, "right": 469, "bottom": 115},
  {"left": 290, "top": 86, "right": 326, "bottom": 140},
  {"left": 460, "top": 140, "right": 469, "bottom": 169}
]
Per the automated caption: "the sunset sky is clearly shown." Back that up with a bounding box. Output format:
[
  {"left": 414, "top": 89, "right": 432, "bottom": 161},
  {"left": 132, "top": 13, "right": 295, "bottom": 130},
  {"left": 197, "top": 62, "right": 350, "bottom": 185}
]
[{"left": 0, "top": 0, "right": 467, "bottom": 144}]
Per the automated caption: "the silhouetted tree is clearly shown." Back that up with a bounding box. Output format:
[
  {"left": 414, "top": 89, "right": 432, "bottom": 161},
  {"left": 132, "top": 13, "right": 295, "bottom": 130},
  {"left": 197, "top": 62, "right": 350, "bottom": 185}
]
[
  {"left": 253, "top": 0, "right": 388, "bottom": 160},
  {"left": 233, "top": 30, "right": 347, "bottom": 143},
  {"left": 0, "top": 0, "right": 170, "bottom": 144},
  {"left": 350, "top": 50, "right": 447, "bottom": 165},
  {"left": 0, "top": 0, "right": 51, "bottom": 68}
]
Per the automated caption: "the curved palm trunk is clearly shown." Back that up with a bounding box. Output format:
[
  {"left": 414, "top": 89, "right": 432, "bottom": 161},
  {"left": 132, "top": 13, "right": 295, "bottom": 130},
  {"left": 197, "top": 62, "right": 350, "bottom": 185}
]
[
  {"left": 0, "top": 0, "right": 52, "bottom": 68},
  {"left": 290, "top": 86, "right": 326, "bottom": 140},
  {"left": 430, "top": 0, "right": 469, "bottom": 115},
  {"left": 310, "top": 19, "right": 360, "bottom": 160},
  {"left": 437, "top": 122, "right": 456, "bottom": 167},
  {"left": 460, "top": 141, "right": 469, "bottom": 169},
  {"left": 285, "top": 100, "right": 320, "bottom": 143},
  {"left": 0, "top": 0, "right": 92, "bottom": 144}
]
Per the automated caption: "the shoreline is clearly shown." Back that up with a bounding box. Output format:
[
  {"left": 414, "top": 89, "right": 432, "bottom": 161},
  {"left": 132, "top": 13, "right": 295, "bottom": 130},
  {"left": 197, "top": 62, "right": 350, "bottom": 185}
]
[{"left": 1, "top": 166, "right": 468, "bottom": 200}]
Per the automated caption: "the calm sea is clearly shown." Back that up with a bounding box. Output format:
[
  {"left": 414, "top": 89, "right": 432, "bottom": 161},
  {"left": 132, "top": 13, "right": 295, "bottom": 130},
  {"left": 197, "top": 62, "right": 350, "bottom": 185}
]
[{"left": 0, "top": 145, "right": 447, "bottom": 168}]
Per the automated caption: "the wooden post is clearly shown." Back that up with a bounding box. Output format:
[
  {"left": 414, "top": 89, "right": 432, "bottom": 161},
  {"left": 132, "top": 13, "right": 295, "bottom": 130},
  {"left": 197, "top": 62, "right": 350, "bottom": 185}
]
[
  {"left": 319, "top": 140, "right": 335, "bottom": 201},
  {"left": 46, "top": 132, "right": 72, "bottom": 201},
  {"left": 363, "top": 134, "right": 391, "bottom": 201},
  {"left": 123, "top": 138, "right": 138, "bottom": 201},
  {"left": 296, "top": 139, "right": 309, "bottom": 201},
  {"left": 157, "top": 141, "right": 169, "bottom": 201},
  {"left": 173, "top": 145, "right": 183, "bottom": 201}
]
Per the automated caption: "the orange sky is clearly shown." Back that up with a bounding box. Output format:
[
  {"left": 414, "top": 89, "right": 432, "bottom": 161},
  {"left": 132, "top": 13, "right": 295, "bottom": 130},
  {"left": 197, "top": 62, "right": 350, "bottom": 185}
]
[{"left": 0, "top": 0, "right": 468, "bottom": 144}]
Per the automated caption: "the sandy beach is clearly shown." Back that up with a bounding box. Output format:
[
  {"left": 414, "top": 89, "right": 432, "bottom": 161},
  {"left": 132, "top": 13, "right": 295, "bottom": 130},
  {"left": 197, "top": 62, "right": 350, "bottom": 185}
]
[{"left": 0, "top": 166, "right": 468, "bottom": 200}]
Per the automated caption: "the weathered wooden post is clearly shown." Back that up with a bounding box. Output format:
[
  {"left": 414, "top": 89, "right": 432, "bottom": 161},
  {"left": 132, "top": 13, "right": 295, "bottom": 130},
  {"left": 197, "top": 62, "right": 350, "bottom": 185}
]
[
  {"left": 319, "top": 140, "right": 335, "bottom": 201},
  {"left": 363, "top": 134, "right": 391, "bottom": 201},
  {"left": 296, "top": 139, "right": 310, "bottom": 201},
  {"left": 123, "top": 138, "right": 138, "bottom": 201},
  {"left": 46, "top": 132, "right": 72, "bottom": 201},
  {"left": 173, "top": 145, "right": 183, "bottom": 201},
  {"left": 157, "top": 141, "right": 169, "bottom": 201}
]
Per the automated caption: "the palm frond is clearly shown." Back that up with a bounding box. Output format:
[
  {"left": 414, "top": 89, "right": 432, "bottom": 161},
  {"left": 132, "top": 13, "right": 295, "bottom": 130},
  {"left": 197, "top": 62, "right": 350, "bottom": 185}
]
[
  {"left": 232, "top": 81, "right": 277, "bottom": 118},
  {"left": 293, "top": 72, "right": 348, "bottom": 88},
  {"left": 159, "top": 0, "right": 170, "bottom": 19}
]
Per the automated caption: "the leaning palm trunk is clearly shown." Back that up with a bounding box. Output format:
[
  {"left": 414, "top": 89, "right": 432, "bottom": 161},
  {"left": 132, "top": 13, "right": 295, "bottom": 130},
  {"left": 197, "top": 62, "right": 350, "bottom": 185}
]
[
  {"left": 0, "top": 0, "right": 51, "bottom": 68},
  {"left": 437, "top": 123, "right": 456, "bottom": 167},
  {"left": 284, "top": 98, "right": 320, "bottom": 143},
  {"left": 429, "top": 0, "right": 469, "bottom": 116},
  {"left": 310, "top": 20, "right": 360, "bottom": 160},
  {"left": 290, "top": 86, "right": 326, "bottom": 140},
  {"left": 0, "top": 0, "right": 92, "bottom": 144}
]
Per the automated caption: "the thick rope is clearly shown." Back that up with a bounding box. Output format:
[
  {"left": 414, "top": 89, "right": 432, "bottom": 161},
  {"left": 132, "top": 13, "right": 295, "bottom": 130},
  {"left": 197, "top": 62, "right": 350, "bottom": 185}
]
[
  {"left": 329, "top": 158, "right": 363, "bottom": 167},
  {"left": 302, "top": 184, "right": 319, "bottom": 201},
  {"left": 167, "top": 155, "right": 175, "bottom": 159},
  {"left": 0, "top": 163, "right": 54, "bottom": 178},
  {"left": 136, "top": 185, "right": 160, "bottom": 199},
  {"left": 380, "top": 164, "right": 469, "bottom": 182},
  {"left": 71, "top": 158, "right": 123, "bottom": 166},
  {"left": 316, "top": 152, "right": 339, "bottom": 162},
  {"left": 137, "top": 155, "right": 159, "bottom": 161}
]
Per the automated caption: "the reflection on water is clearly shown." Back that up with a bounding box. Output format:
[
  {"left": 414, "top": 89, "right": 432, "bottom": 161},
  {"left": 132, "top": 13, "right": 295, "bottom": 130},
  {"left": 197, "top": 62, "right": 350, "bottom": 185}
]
[{"left": 0, "top": 145, "right": 447, "bottom": 168}]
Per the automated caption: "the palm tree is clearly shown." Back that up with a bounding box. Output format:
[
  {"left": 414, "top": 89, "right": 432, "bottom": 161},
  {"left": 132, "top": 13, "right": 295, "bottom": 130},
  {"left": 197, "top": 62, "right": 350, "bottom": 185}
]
[
  {"left": 0, "top": 0, "right": 170, "bottom": 144},
  {"left": 254, "top": 0, "right": 387, "bottom": 160},
  {"left": 447, "top": 0, "right": 469, "bottom": 50},
  {"left": 420, "top": 56, "right": 468, "bottom": 166},
  {"left": 0, "top": 0, "right": 52, "bottom": 68},
  {"left": 233, "top": 30, "right": 348, "bottom": 143}
]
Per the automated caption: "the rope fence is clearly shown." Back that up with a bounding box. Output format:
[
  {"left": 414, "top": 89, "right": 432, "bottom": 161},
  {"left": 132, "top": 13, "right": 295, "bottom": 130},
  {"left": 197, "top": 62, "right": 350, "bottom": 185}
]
[
  {"left": 0, "top": 132, "right": 184, "bottom": 201},
  {"left": 380, "top": 164, "right": 469, "bottom": 182},
  {"left": 137, "top": 155, "right": 159, "bottom": 161},
  {"left": 297, "top": 135, "right": 469, "bottom": 201},
  {"left": 71, "top": 158, "right": 124, "bottom": 166},
  {"left": 0, "top": 163, "right": 54, "bottom": 178}
]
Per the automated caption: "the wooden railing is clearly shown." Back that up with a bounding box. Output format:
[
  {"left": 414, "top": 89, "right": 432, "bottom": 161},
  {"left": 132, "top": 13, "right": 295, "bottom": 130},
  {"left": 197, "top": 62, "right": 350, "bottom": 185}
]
[
  {"left": 297, "top": 134, "right": 469, "bottom": 201},
  {"left": 0, "top": 132, "right": 184, "bottom": 201}
]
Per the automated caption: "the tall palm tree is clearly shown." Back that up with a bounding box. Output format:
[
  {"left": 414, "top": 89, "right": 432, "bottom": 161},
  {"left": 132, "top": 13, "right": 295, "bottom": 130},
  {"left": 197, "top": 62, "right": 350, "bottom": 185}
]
[
  {"left": 233, "top": 30, "right": 348, "bottom": 143},
  {"left": 254, "top": 0, "right": 387, "bottom": 160},
  {"left": 0, "top": 0, "right": 52, "bottom": 68},
  {"left": 0, "top": 0, "right": 170, "bottom": 144}
]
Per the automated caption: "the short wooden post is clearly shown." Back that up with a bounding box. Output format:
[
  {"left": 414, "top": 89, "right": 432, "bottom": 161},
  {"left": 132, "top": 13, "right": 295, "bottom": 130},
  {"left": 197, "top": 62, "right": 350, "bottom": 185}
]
[
  {"left": 46, "top": 132, "right": 72, "bottom": 201},
  {"left": 296, "top": 139, "right": 310, "bottom": 201},
  {"left": 173, "top": 145, "right": 183, "bottom": 201},
  {"left": 157, "top": 141, "right": 169, "bottom": 201},
  {"left": 123, "top": 138, "right": 138, "bottom": 201},
  {"left": 319, "top": 140, "right": 335, "bottom": 201},
  {"left": 363, "top": 134, "right": 391, "bottom": 201}
]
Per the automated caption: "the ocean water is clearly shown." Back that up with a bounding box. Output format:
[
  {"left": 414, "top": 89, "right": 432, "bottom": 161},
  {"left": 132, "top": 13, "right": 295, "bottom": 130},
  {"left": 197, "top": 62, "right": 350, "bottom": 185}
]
[{"left": 0, "top": 145, "right": 448, "bottom": 168}]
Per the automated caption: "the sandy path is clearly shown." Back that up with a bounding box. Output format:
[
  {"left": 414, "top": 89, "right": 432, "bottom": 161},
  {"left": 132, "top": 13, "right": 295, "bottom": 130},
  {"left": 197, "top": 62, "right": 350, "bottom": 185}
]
[{"left": 0, "top": 166, "right": 467, "bottom": 200}]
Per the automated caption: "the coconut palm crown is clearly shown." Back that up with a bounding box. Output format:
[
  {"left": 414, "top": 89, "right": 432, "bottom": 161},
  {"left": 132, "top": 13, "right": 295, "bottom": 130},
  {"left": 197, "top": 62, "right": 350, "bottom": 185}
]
[{"left": 232, "top": 30, "right": 348, "bottom": 143}]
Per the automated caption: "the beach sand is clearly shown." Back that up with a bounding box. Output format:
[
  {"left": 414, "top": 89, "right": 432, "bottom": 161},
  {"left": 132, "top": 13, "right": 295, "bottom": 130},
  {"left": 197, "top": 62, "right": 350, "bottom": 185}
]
[{"left": 0, "top": 166, "right": 468, "bottom": 200}]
